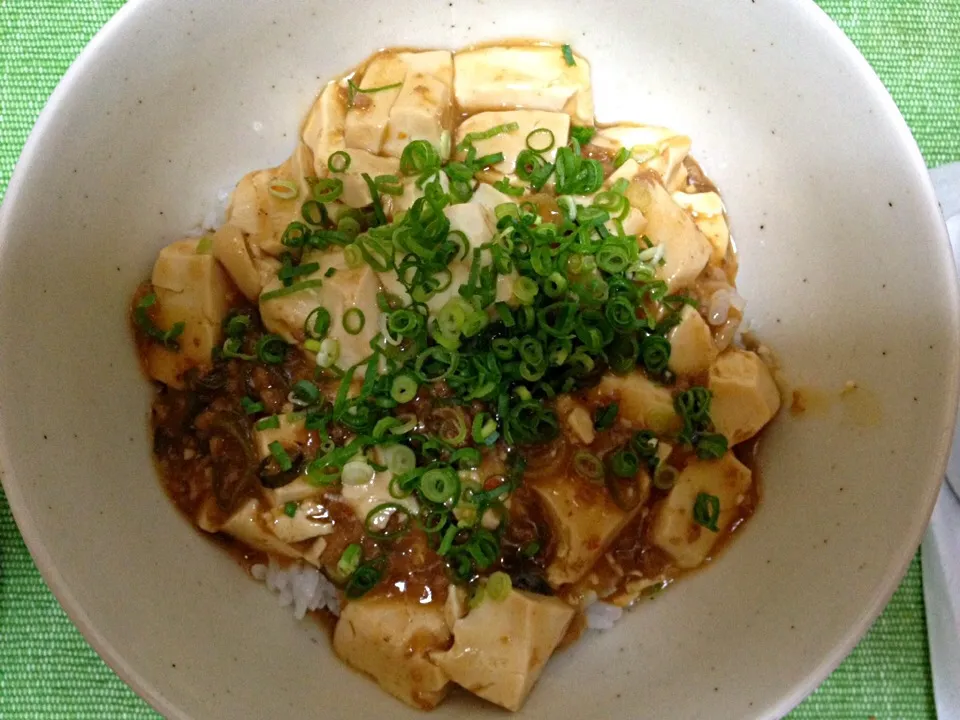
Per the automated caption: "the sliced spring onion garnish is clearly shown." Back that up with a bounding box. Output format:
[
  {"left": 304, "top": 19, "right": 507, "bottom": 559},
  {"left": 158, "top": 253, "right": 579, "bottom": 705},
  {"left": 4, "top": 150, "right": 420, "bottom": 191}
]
[
  {"left": 313, "top": 177, "right": 343, "bottom": 203},
  {"left": 525, "top": 127, "right": 556, "bottom": 153},
  {"left": 561, "top": 44, "right": 576, "bottom": 66},
  {"left": 384, "top": 445, "right": 416, "bottom": 475},
  {"left": 456, "top": 121, "right": 520, "bottom": 151},
  {"left": 573, "top": 451, "right": 605, "bottom": 481},
  {"left": 653, "top": 464, "right": 678, "bottom": 491},
  {"left": 419, "top": 467, "right": 460, "bottom": 505},
  {"left": 695, "top": 432, "right": 728, "bottom": 460},
  {"left": 268, "top": 179, "right": 299, "bottom": 200},
  {"left": 345, "top": 556, "right": 386, "bottom": 598},
  {"left": 304, "top": 306, "right": 331, "bottom": 340},
  {"left": 255, "top": 415, "right": 281, "bottom": 431},
  {"left": 594, "top": 403, "right": 619, "bottom": 431},
  {"left": 268, "top": 441, "right": 293, "bottom": 471},
  {"left": 486, "top": 571, "right": 512, "bottom": 601},
  {"left": 316, "top": 337, "right": 340, "bottom": 368},
  {"left": 327, "top": 150, "right": 351, "bottom": 173},
  {"left": 241, "top": 397, "right": 264, "bottom": 415},
  {"left": 347, "top": 78, "right": 403, "bottom": 106},
  {"left": 195, "top": 235, "right": 213, "bottom": 254},
  {"left": 342, "top": 307, "right": 366, "bottom": 335},
  {"left": 337, "top": 543, "right": 362, "bottom": 577},
  {"left": 342, "top": 460, "right": 376, "bottom": 486},
  {"left": 255, "top": 334, "right": 288, "bottom": 364},
  {"left": 364, "top": 502, "right": 412, "bottom": 540},
  {"left": 283, "top": 501, "right": 298, "bottom": 518},
  {"left": 134, "top": 293, "right": 185, "bottom": 350},
  {"left": 693, "top": 492, "right": 721, "bottom": 532},
  {"left": 260, "top": 279, "right": 323, "bottom": 302},
  {"left": 390, "top": 374, "right": 418, "bottom": 404}
]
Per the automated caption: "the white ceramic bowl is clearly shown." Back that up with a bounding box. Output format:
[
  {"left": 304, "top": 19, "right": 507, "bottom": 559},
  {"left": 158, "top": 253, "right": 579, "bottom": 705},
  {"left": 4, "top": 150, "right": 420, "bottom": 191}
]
[{"left": 1, "top": 1, "right": 957, "bottom": 718}]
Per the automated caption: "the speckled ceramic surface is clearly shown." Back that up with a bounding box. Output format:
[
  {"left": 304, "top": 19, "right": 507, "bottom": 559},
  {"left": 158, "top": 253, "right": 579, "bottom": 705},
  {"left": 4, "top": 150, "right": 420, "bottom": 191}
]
[{"left": 0, "top": 1, "right": 957, "bottom": 718}]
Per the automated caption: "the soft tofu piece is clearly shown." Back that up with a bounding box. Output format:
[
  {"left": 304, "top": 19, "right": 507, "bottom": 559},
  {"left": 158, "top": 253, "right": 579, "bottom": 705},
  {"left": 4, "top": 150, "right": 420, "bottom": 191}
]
[
  {"left": 211, "top": 223, "right": 261, "bottom": 302},
  {"left": 340, "top": 457, "right": 419, "bottom": 527},
  {"left": 339, "top": 150, "right": 401, "bottom": 208},
  {"left": 263, "top": 498, "right": 335, "bottom": 545},
  {"left": 532, "top": 469, "right": 648, "bottom": 587},
  {"left": 650, "top": 453, "right": 752, "bottom": 568},
  {"left": 708, "top": 349, "right": 781, "bottom": 445},
  {"left": 556, "top": 395, "right": 595, "bottom": 445},
  {"left": 264, "top": 477, "right": 324, "bottom": 507},
  {"left": 205, "top": 498, "right": 304, "bottom": 560},
  {"left": 259, "top": 249, "right": 381, "bottom": 370},
  {"left": 344, "top": 53, "right": 407, "bottom": 154},
  {"left": 302, "top": 81, "right": 348, "bottom": 169},
  {"left": 334, "top": 599, "right": 451, "bottom": 710},
  {"left": 431, "top": 589, "right": 575, "bottom": 711},
  {"left": 253, "top": 413, "right": 307, "bottom": 460},
  {"left": 596, "top": 125, "right": 691, "bottom": 189},
  {"left": 455, "top": 110, "right": 570, "bottom": 174},
  {"left": 227, "top": 143, "right": 316, "bottom": 257},
  {"left": 145, "top": 239, "right": 232, "bottom": 389},
  {"left": 606, "top": 206, "right": 648, "bottom": 238},
  {"left": 382, "top": 51, "right": 454, "bottom": 159},
  {"left": 667, "top": 305, "right": 718, "bottom": 376},
  {"left": 625, "top": 174, "right": 712, "bottom": 291},
  {"left": 671, "top": 191, "right": 730, "bottom": 264},
  {"left": 589, "top": 371, "right": 681, "bottom": 434},
  {"left": 454, "top": 46, "right": 594, "bottom": 124},
  {"left": 470, "top": 181, "right": 519, "bottom": 216}
]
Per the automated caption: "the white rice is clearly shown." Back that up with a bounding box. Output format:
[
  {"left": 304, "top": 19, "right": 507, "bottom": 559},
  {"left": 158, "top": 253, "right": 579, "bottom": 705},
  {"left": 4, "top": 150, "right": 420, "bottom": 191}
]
[
  {"left": 251, "top": 559, "right": 340, "bottom": 620},
  {"left": 184, "top": 186, "right": 232, "bottom": 237},
  {"left": 585, "top": 600, "right": 624, "bottom": 631}
]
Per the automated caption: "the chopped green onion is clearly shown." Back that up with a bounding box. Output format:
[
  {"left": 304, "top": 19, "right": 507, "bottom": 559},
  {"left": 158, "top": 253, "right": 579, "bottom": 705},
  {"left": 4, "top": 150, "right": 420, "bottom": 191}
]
[
  {"left": 360, "top": 173, "right": 387, "bottom": 225},
  {"left": 268, "top": 441, "right": 293, "bottom": 471},
  {"left": 304, "top": 306, "right": 331, "bottom": 340},
  {"left": 342, "top": 308, "right": 366, "bottom": 335},
  {"left": 301, "top": 200, "right": 325, "bottom": 225},
  {"left": 221, "top": 337, "right": 256, "bottom": 361},
  {"left": 640, "top": 335, "right": 671, "bottom": 374},
  {"left": 260, "top": 278, "right": 323, "bottom": 302},
  {"left": 374, "top": 174, "right": 404, "bottom": 196},
  {"left": 316, "top": 337, "right": 340, "bottom": 368},
  {"left": 268, "top": 179, "right": 300, "bottom": 200},
  {"left": 328, "top": 150, "right": 351, "bottom": 173},
  {"left": 312, "top": 177, "right": 343, "bottom": 203},
  {"left": 420, "top": 467, "right": 460, "bottom": 504},
  {"left": 486, "top": 571, "right": 512, "bottom": 601},
  {"left": 364, "top": 503, "right": 412, "bottom": 540},
  {"left": 693, "top": 492, "right": 721, "bottom": 532},
  {"left": 291, "top": 379, "right": 320, "bottom": 406},
  {"left": 513, "top": 276, "right": 539, "bottom": 305},
  {"left": 283, "top": 501, "right": 298, "bottom": 518},
  {"left": 573, "top": 451, "right": 604, "bottom": 481},
  {"left": 342, "top": 460, "right": 375, "bottom": 486},
  {"left": 255, "top": 415, "right": 280, "bottom": 431},
  {"left": 457, "top": 121, "right": 520, "bottom": 151},
  {"left": 241, "top": 397, "right": 264, "bottom": 415},
  {"left": 347, "top": 77, "right": 402, "bottom": 106},
  {"left": 493, "top": 177, "right": 525, "bottom": 197},
  {"left": 613, "top": 146, "right": 630, "bottom": 169},
  {"left": 337, "top": 543, "right": 362, "bottom": 577},
  {"left": 526, "top": 127, "right": 556, "bottom": 153},
  {"left": 195, "top": 235, "right": 213, "bottom": 254},
  {"left": 134, "top": 293, "right": 185, "bottom": 350},
  {"left": 653, "top": 464, "right": 678, "bottom": 490},
  {"left": 281, "top": 222, "right": 309, "bottom": 249},
  {"left": 696, "top": 433, "right": 729, "bottom": 460},
  {"left": 384, "top": 445, "right": 416, "bottom": 474},
  {"left": 390, "top": 373, "right": 419, "bottom": 404},
  {"left": 561, "top": 44, "right": 576, "bottom": 66},
  {"left": 345, "top": 557, "right": 386, "bottom": 598},
  {"left": 255, "top": 334, "right": 287, "bottom": 364},
  {"left": 594, "top": 403, "right": 619, "bottom": 431},
  {"left": 609, "top": 448, "right": 640, "bottom": 478},
  {"left": 570, "top": 126, "right": 596, "bottom": 146},
  {"left": 304, "top": 339, "right": 322, "bottom": 353}
]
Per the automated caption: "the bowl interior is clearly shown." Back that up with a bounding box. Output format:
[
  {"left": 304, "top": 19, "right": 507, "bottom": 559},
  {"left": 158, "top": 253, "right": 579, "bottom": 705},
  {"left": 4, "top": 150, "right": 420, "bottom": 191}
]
[{"left": 0, "top": 0, "right": 957, "bottom": 718}]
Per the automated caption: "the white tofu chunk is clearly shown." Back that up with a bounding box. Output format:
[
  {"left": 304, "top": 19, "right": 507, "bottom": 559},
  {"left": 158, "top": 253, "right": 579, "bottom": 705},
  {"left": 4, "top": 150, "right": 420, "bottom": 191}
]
[
  {"left": 334, "top": 599, "right": 451, "bottom": 710},
  {"left": 650, "top": 453, "right": 752, "bottom": 568},
  {"left": 625, "top": 174, "right": 712, "bottom": 291},
  {"left": 532, "top": 468, "right": 649, "bottom": 586},
  {"left": 340, "top": 454, "right": 419, "bottom": 528},
  {"left": 454, "top": 46, "right": 594, "bottom": 124},
  {"left": 596, "top": 125, "right": 692, "bottom": 190},
  {"left": 708, "top": 349, "right": 781, "bottom": 445},
  {"left": 382, "top": 51, "right": 454, "bottom": 159},
  {"left": 606, "top": 206, "right": 648, "bottom": 237},
  {"left": 344, "top": 54, "right": 407, "bottom": 154},
  {"left": 667, "top": 305, "right": 718, "bottom": 376},
  {"left": 145, "top": 238, "right": 232, "bottom": 389},
  {"left": 431, "top": 589, "right": 575, "bottom": 711},
  {"left": 263, "top": 498, "right": 335, "bottom": 545},
  {"left": 556, "top": 395, "right": 595, "bottom": 445},
  {"left": 671, "top": 191, "right": 730, "bottom": 264},
  {"left": 226, "top": 143, "right": 316, "bottom": 257},
  {"left": 455, "top": 110, "right": 570, "bottom": 174},
  {"left": 203, "top": 498, "right": 305, "bottom": 561},
  {"left": 338, "top": 150, "right": 401, "bottom": 208},
  {"left": 302, "top": 81, "right": 349, "bottom": 171},
  {"left": 588, "top": 371, "right": 681, "bottom": 434},
  {"left": 211, "top": 223, "right": 261, "bottom": 302},
  {"left": 258, "top": 249, "right": 382, "bottom": 370}
]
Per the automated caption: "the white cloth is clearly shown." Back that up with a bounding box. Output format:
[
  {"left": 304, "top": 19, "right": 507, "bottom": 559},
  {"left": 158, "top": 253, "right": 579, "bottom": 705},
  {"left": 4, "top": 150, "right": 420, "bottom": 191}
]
[{"left": 922, "top": 162, "right": 960, "bottom": 720}]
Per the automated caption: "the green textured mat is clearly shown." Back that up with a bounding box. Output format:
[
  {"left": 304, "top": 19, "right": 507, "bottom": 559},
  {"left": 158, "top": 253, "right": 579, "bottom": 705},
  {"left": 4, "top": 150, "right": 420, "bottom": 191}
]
[{"left": 1, "top": 1, "right": 957, "bottom": 717}]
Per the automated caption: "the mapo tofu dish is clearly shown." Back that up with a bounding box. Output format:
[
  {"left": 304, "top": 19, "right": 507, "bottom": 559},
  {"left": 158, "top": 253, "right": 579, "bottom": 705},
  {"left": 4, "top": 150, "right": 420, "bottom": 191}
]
[{"left": 131, "top": 42, "right": 781, "bottom": 712}]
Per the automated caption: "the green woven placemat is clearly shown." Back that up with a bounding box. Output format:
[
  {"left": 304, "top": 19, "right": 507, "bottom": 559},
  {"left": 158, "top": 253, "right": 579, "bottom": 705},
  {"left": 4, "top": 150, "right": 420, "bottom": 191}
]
[{"left": 1, "top": 1, "right": 958, "bottom": 717}]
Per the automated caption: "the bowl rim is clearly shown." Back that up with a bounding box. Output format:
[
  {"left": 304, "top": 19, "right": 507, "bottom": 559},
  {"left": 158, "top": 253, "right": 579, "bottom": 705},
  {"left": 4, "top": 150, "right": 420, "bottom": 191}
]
[{"left": 0, "top": 1, "right": 957, "bottom": 717}]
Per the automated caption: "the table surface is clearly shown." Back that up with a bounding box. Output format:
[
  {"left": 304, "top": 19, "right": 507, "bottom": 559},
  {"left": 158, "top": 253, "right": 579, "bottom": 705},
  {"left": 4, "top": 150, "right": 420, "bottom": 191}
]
[{"left": 1, "top": 1, "right": 958, "bottom": 717}]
